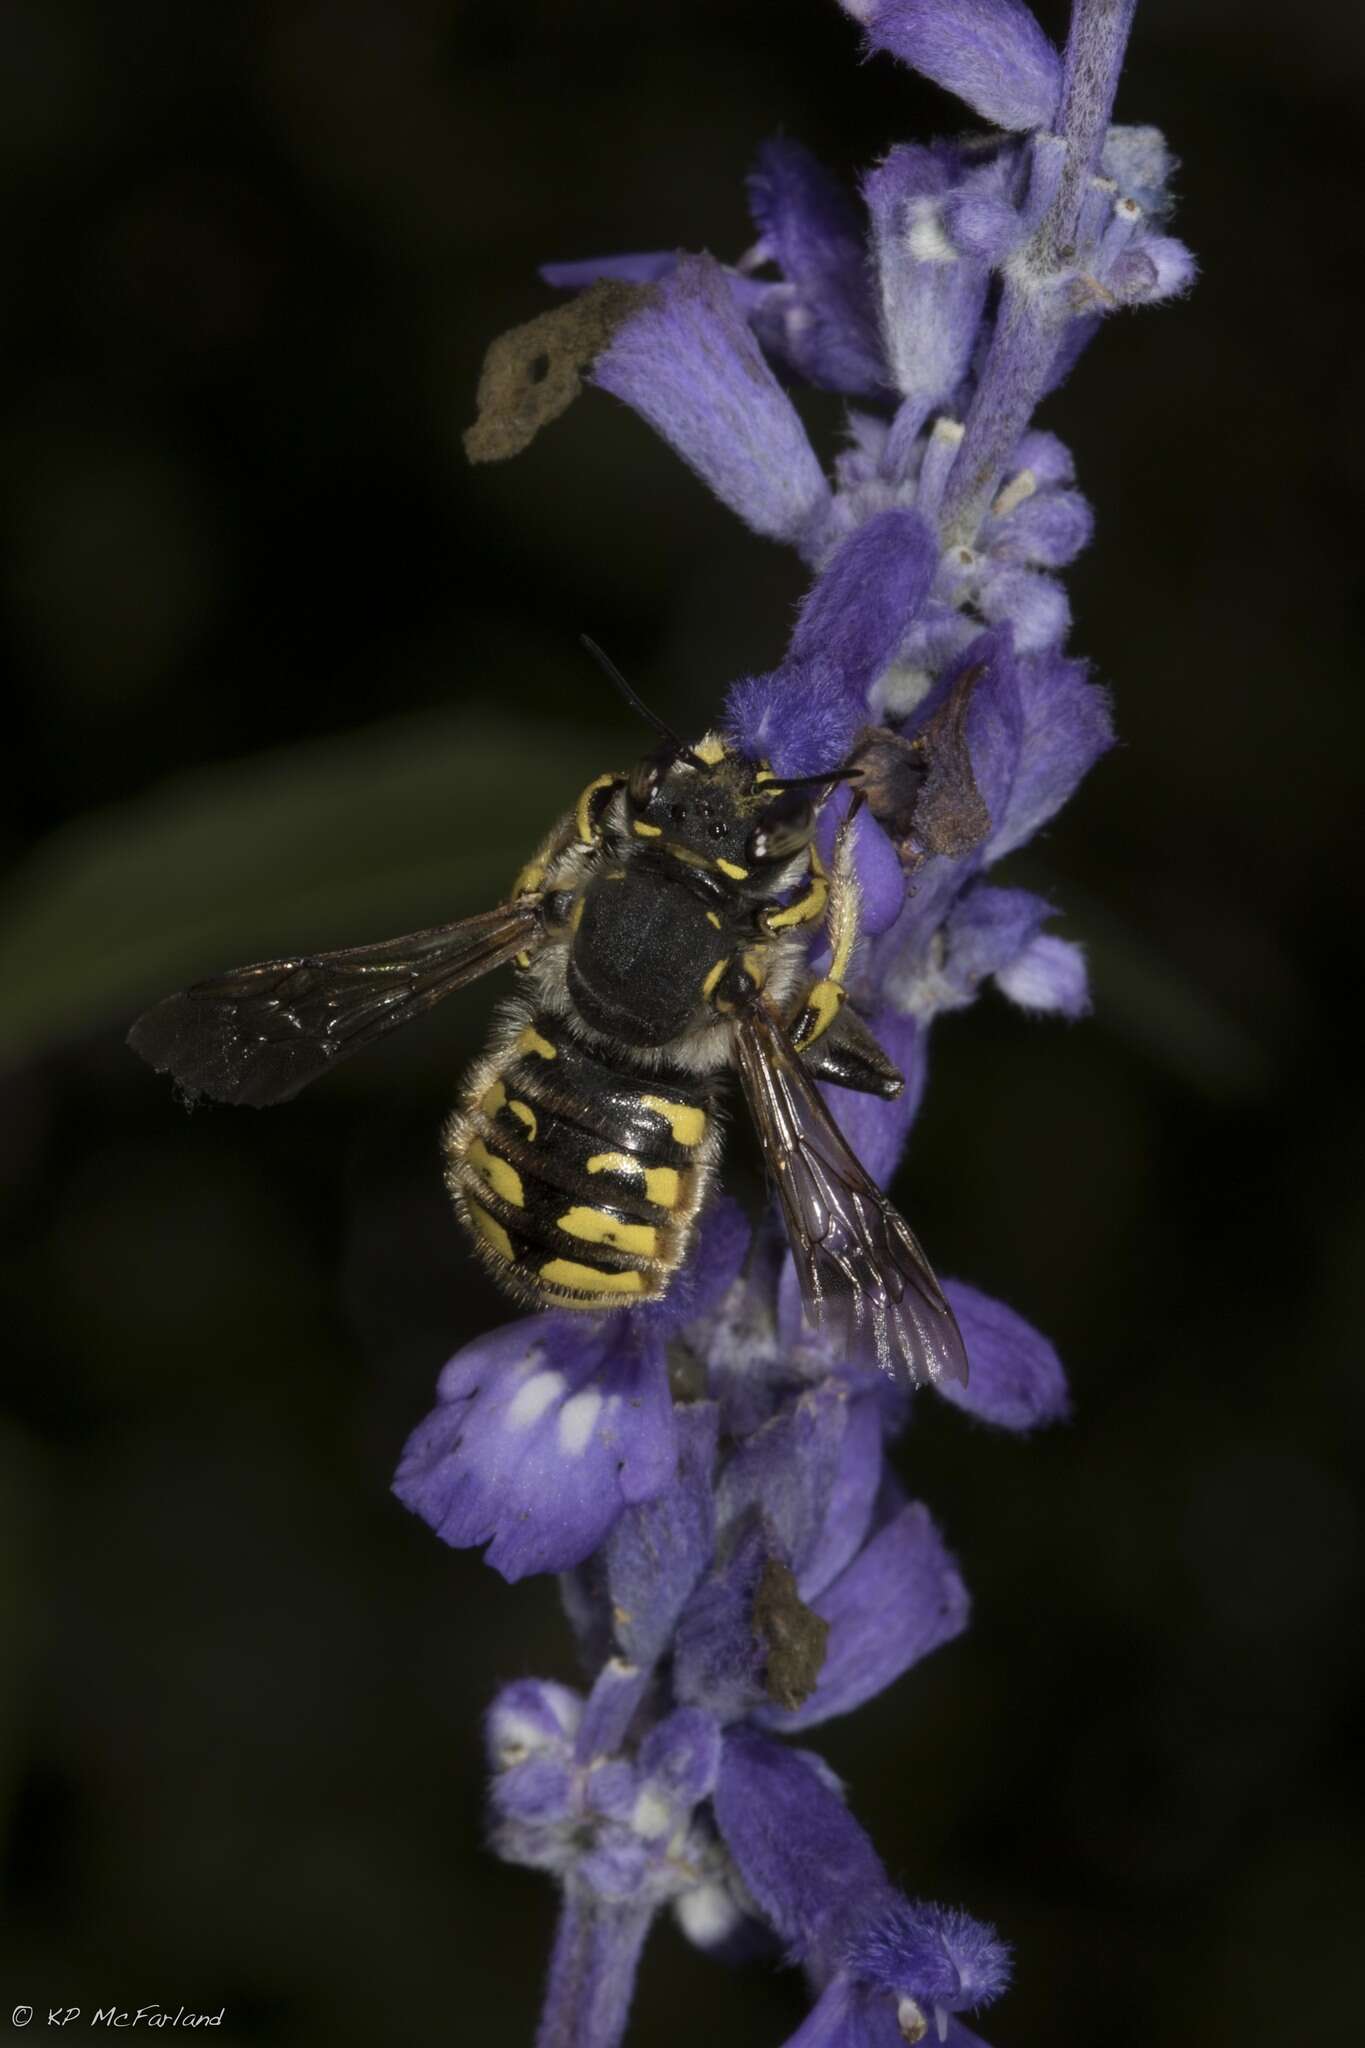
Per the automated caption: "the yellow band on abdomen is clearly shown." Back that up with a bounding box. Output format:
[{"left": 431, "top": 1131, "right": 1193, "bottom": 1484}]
[
  {"left": 557, "top": 1206, "right": 658, "bottom": 1257},
  {"left": 539, "top": 1258, "right": 645, "bottom": 1297},
  {"left": 640, "top": 1096, "right": 706, "bottom": 1147}
]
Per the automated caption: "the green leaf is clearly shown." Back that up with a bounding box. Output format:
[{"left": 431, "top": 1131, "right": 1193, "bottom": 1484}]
[{"left": 1, "top": 708, "right": 609, "bottom": 1063}]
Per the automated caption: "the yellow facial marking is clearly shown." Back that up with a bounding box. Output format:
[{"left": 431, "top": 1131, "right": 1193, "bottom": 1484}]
[
  {"left": 480, "top": 1080, "right": 507, "bottom": 1117},
  {"left": 575, "top": 773, "right": 618, "bottom": 844},
  {"left": 753, "top": 766, "right": 777, "bottom": 786},
  {"left": 570, "top": 895, "right": 585, "bottom": 934},
  {"left": 692, "top": 733, "right": 727, "bottom": 765},
  {"left": 507, "top": 1099, "right": 538, "bottom": 1140},
  {"left": 633, "top": 819, "right": 663, "bottom": 838},
  {"left": 516, "top": 1025, "right": 557, "bottom": 1060},
  {"left": 643, "top": 1166, "right": 681, "bottom": 1209},
  {"left": 715, "top": 858, "right": 749, "bottom": 881},
  {"left": 741, "top": 946, "right": 768, "bottom": 987},
  {"left": 468, "top": 1138, "right": 525, "bottom": 1208},
  {"left": 558, "top": 1207, "right": 658, "bottom": 1257},
  {"left": 540, "top": 1258, "right": 645, "bottom": 1298},
  {"left": 641, "top": 1096, "right": 706, "bottom": 1147},
  {"left": 701, "top": 957, "right": 729, "bottom": 1000},
  {"left": 468, "top": 1201, "right": 514, "bottom": 1263},
  {"left": 705, "top": 911, "right": 722, "bottom": 930}
]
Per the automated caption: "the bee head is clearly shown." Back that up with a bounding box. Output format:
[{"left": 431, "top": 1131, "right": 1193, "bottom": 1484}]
[
  {"left": 624, "top": 736, "right": 770, "bottom": 885},
  {"left": 622, "top": 737, "right": 844, "bottom": 888}
]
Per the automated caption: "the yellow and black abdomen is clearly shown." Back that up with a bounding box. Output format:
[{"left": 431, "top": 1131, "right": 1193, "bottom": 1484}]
[{"left": 445, "top": 1006, "right": 717, "bottom": 1310}]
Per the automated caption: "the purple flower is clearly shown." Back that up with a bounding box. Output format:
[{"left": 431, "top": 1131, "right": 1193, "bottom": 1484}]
[
  {"left": 489, "top": 1384, "right": 994, "bottom": 2043},
  {"left": 394, "top": 1201, "right": 749, "bottom": 1580},
  {"left": 715, "top": 1729, "right": 1011, "bottom": 2045},
  {"left": 431, "top": 2, "right": 1191, "bottom": 2041},
  {"left": 843, "top": 0, "right": 1064, "bottom": 135},
  {"left": 392, "top": 1312, "right": 675, "bottom": 1582}
]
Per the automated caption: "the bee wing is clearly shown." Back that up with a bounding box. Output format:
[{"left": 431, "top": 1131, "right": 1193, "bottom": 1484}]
[
  {"left": 128, "top": 901, "right": 542, "bottom": 1108},
  {"left": 734, "top": 999, "right": 968, "bottom": 1388}
]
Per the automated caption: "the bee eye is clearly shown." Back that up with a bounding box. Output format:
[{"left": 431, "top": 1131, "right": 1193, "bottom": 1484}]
[{"left": 747, "top": 792, "right": 813, "bottom": 865}]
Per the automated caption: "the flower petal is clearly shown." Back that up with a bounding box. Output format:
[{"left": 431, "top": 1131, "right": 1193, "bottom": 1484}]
[
  {"left": 747, "top": 137, "right": 886, "bottom": 395},
  {"left": 994, "top": 931, "right": 1089, "bottom": 1015},
  {"left": 575, "top": 1658, "right": 651, "bottom": 1764},
  {"left": 959, "top": 628, "right": 1026, "bottom": 830},
  {"left": 716, "top": 1380, "right": 854, "bottom": 1581},
  {"left": 592, "top": 251, "right": 830, "bottom": 546},
  {"left": 847, "top": 0, "right": 1062, "bottom": 135},
  {"left": 982, "top": 485, "right": 1093, "bottom": 569},
  {"left": 729, "top": 509, "right": 940, "bottom": 774},
  {"left": 672, "top": 1516, "right": 771, "bottom": 1722},
  {"left": 985, "top": 646, "right": 1114, "bottom": 860},
  {"left": 976, "top": 565, "right": 1069, "bottom": 653},
  {"left": 778, "top": 1975, "right": 887, "bottom": 2048},
  {"left": 944, "top": 884, "right": 1053, "bottom": 1002},
  {"left": 754, "top": 1502, "right": 969, "bottom": 1730},
  {"left": 598, "top": 1401, "right": 719, "bottom": 1670},
  {"left": 851, "top": 1898, "right": 1011, "bottom": 2011},
  {"left": 798, "top": 1393, "right": 886, "bottom": 1601},
  {"left": 863, "top": 145, "right": 992, "bottom": 417},
  {"left": 637, "top": 1705, "right": 723, "bottom": 1817},
  {"left": 486, "top": 1677, "right": 582, "bottom": 1768},
  {"left": 714, "top": 1728, "right": 893, "bottom": 1976},
  {"left": 938, "top": 1281, "right": 1069, "bottom": 1429},
  {"left": 392, "top": 1314, "right": 675, "bottom": 1581}
]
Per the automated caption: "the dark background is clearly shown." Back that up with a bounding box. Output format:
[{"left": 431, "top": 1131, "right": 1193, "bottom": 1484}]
[{"left": 2, "top": 2, "right": 1360, "bottom": 2043}]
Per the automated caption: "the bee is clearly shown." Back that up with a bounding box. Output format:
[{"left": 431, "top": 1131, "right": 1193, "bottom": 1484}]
[{"left": 128, "top": 647, "right": 967, "bottom": 1386}]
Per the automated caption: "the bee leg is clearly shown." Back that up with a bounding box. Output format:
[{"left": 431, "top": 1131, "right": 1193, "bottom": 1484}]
[
  {"left": 509, "top": 773, "right": 624, "bottom": 966},
  {"left": 758, "top": 845, "right": 829, "bottom": 939},
  {"left": 797, "top": 1004, "right": 903, "bottom": 1099},
  {"left": 510, "top": 773, "right": 624, "bottom": 899},
  {"left": 789, "top": 796, "right": 862, "bottom": 1052}
]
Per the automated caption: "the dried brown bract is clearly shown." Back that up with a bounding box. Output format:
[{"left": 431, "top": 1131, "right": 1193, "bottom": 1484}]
[
  {"left": 754, "top": 1556, "right": 829, "bottom": 1712},
  {"left": 849, "top": 661, "right": 991, "bottom": 866},
  {"left": 464, "top": 281, "right": 656, "bottom": 464}
]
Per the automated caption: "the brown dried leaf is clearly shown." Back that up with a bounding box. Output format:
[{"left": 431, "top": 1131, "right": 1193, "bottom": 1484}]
[
  {"left": 848, "top": 661, "right": 991, "bottom": 866},
  {"left": 754, "top": 1557, "right": 829, "bottom": 1712},
  {"left": 463, "top": 281, "right": 656, "bottom": 464},
  {"left": 912, "top": 660, "right": 992, "bottom": 859}
]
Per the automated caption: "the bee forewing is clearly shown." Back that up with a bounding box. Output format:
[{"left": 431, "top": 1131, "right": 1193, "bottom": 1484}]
[
  {"left": 734, "top": 1000, "right": 968, "bottom": 1388},
  {"left": 128, "top": 902, "right": 542, "bottom": 1108}
]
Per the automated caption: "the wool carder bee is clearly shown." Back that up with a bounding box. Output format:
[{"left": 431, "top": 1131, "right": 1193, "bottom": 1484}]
[{"left": 129, "top": 657, "right": 967, "bottom": 1385}]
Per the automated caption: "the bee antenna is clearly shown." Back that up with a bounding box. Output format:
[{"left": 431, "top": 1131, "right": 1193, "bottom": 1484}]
[
  {"left": 765, "top": 767, "right": 857, "bottom": 792},
  {"left": 579, "top": 635, "right": 704, "bottom": 767}
]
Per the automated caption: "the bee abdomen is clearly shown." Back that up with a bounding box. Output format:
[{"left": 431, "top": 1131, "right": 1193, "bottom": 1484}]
[{"left": 446, "top": 1010, "right": 716, "bottom": 1310}]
